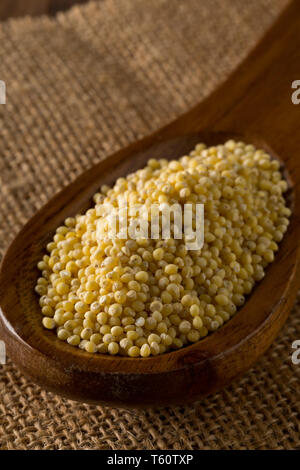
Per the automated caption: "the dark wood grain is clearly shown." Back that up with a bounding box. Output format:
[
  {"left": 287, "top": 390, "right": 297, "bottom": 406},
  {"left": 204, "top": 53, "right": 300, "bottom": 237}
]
[
  {"left": 0, "top": 0, "right": 90, "bottom": 21},
  {"left": 0, "top": 1, "right": 300, "bottom": 407}
]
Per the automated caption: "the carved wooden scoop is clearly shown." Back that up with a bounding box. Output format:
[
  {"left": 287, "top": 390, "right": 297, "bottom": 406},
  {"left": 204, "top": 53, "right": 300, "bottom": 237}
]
[{"left": 1, "top": 1, "right": 300, "bottom": 407}]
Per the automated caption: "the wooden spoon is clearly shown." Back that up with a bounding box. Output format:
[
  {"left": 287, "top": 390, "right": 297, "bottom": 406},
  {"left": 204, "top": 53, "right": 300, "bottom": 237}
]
[{"left": 1, "top": 1, "right": 300, "bottom": 408}]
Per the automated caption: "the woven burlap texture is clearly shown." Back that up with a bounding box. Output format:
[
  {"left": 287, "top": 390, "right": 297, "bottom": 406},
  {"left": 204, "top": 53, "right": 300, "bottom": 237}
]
[{"left": 0, "top": 0, "right": 298, "bottom": 451}]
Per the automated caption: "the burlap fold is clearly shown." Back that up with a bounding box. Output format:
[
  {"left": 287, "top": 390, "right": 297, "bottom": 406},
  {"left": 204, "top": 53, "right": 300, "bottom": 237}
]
[{"left": 1, "top": 0, "right": 298, "bottom": 450}]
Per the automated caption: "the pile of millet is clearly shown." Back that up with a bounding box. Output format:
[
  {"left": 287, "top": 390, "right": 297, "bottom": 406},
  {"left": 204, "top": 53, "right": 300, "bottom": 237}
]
[{"left": 36, "top": 140, "right": 291, "bottom": 357}]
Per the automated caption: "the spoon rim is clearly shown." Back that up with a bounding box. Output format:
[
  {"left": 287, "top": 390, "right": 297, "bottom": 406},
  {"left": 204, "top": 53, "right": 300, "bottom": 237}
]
[{"left": 0, "top": 130, "right": 298, "bottom": 379}]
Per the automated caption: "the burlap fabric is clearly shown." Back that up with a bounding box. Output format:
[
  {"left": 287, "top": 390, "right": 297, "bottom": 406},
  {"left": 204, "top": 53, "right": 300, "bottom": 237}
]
[{"left": 0, "top": 0, "right": 298, "bottom": 450}]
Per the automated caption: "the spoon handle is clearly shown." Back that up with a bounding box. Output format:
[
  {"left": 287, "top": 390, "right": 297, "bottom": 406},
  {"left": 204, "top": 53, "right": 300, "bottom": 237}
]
[{"left": 165, "top": 0, "right": 300, "bottom": 176}]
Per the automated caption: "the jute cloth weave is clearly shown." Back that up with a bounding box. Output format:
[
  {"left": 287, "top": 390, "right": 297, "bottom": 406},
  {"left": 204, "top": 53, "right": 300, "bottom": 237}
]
[{"left": 0, "top": 0, "right": 298, "bottom": 450}]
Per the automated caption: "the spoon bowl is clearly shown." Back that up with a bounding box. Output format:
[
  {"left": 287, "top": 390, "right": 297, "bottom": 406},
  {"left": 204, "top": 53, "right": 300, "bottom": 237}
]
[{"left": 1, "top": 1, "right": 300, "bottom": 407}]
